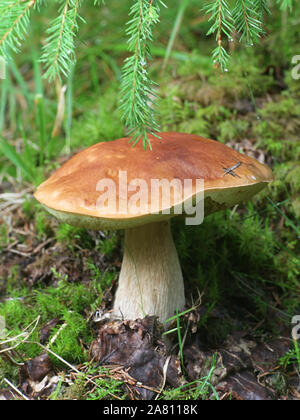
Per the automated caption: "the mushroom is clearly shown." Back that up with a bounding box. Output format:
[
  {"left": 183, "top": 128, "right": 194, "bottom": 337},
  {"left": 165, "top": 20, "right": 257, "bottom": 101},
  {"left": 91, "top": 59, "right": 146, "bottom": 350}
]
[{"left": 34, "top": 132, "right": 273, "bottom": 322}]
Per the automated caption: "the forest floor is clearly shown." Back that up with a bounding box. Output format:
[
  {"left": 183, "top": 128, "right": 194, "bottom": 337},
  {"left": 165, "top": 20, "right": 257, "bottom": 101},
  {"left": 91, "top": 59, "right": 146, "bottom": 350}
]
[
  {"left": 0, "top": 194, "right": 299, "bottom": 400},
  {"left": 0, "top": 3, "right": 300, "bottom": 400}
]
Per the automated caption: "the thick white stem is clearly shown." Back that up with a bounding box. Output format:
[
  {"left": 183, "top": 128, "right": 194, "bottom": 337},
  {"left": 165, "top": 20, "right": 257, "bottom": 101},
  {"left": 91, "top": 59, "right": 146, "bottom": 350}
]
[{"left": 112, "top": 220, "right": 185, "bottom": 322}]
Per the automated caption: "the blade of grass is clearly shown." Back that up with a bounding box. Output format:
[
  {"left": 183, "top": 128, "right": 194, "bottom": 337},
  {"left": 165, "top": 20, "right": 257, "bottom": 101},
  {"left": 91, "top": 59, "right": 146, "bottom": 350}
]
[
  {"left": 35, "top": 94, "right": 47, "bottom": 166},
  {"left": 87, "top": 43, "right": 210, "bottom": 64},
  {"left": 99, "top": 51, "right": 121, "bottom": 80},
  {"left": 33, "top": 50, "right": 44, "bottom": 96},
  {"left": 293, "top": 338, "right": 300, "bottom": 371},
  {"left": 162, "top": 0, "right": 189, "bottom": 73},
  {"left": 64, "top": 62, "right": 75, "bottom": 155},
  {"left": 88, "top": 54, "right": 101, "bottom": 94},
  {"left": 8, "top": 60, "right": 32, "bottom": 108},
  {"left": 8, "top": 74, "right": 17, "bottom": 132},
  {"left": 0, "top": 136, "right": 35, "bottom": 182},
  {"left": 175, "top": 309, "right": 184, "bottom": 369},
  {"left": 49, "top": 375, "right": 64, "bottom": 400},
  {"left": 162, "top": 326, "right": 182, "bottom": 336},
  {"left": 194, "top": 353, "right": 218, "bottom": 400},
  {"left": 17, "top": 116, "right": 35, "bottom": 171},
  {"left": 266, "top": 196, "right": 300, "bottom": 237},
  {"left": 0, "top": 72, "right": 9, "bottom": 132},
  {"left": 163, "top": 305, "right": 197, "bottom": 324},
  {"left": 33, "top": 50, "right": 48, "bottom": 167}
]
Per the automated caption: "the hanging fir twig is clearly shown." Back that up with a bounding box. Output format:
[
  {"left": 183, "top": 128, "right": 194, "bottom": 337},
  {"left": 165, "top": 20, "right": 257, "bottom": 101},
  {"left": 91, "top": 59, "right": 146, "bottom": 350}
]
[
  {"left": 232, "top": 0, "right": 265, "bottom": 46},
  {"left": 0, "top": 0, "right": 39, "bottom": 58},
  {"left": 254, "top": 0, "right": 270, "bottom": 20},
  {"left": 40, "top": 0, "right": 83, "bottom": 81},
  {"left": 0, "top": 0, "right": 296, "bottom": 147},
  {"left": 204, "top": 0, "right": 234, "bottom": 71},
  {"left": 120, "top": 0, "right": 165, "bottom": 150},
  {"left": 204, "top": 0, "right": 276, "bottom": 71}
]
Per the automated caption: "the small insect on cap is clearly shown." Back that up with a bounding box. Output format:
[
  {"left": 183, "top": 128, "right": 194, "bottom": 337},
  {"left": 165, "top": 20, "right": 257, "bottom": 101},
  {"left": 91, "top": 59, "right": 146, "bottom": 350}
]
[{"left": 34, "top": 132, "right": 274, "bottom": 229}]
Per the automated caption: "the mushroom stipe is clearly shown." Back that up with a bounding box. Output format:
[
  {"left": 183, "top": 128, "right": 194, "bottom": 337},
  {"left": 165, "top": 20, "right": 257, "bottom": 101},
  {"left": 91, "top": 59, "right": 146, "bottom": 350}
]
[{"left": 34, "top": 132, "right": 274, "bottom": 322}]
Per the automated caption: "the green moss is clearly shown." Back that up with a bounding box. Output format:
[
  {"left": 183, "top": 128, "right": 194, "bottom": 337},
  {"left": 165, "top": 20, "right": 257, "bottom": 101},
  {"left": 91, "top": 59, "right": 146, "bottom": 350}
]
[
  {"left": 56, "top": 223, "right": 94, "bottom": 249},
  {"left": 61, "top": 365, "right": 125, "bottom": 400},
  {"left": 34, "top": 210, "right": 53, "bottom": 240},
  {"left": 0, "top": 358, "right": 19, "bottom": 388},
  {"left": 22, "top": 198, "right": 37, "bottom": 221},
  {"left": 49, "top": 311, "right": 92, "bottom": 365},
  {"left": 0, "top": 277, "right": 101, "bottom": 371},
  {"left": 86, "top": 367, "right": 125, "bottom": 400},
  {"left": 253, "top": 97, "right": 300, "bottom": 160},
  {"left": 98, "top": 231, "right": 119, "bottom": 255},
  {"left": 286, "top": 165, "right": 300, "bottom": 217},
  {"left": 173, "top": 192, "right": 299, "bottom": 320},
  {"left": 6, "top": 265, "right": 22, "bottom": 294},
  {"left": 71, "top": 85, "right": 123, "bottom": 147},
  {"left": 280, "top": 339, "right": 300, "bottom": 372}
]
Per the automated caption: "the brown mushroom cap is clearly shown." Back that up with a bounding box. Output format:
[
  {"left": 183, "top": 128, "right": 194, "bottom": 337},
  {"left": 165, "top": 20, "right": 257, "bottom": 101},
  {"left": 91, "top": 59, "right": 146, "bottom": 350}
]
[{"left": 34, "top": 132, "right": 274, "bottom": 230}]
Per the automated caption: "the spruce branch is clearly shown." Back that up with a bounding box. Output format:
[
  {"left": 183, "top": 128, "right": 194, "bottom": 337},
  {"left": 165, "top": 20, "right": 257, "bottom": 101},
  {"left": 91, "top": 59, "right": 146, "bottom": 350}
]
[
  {"left": 40, "top": 0, "right": 83, "bottom": 81},
  {"left": 0, "top": 0, "right": 294, "bottom": 149},
  {"left": 204, "top": 0, "right": 270, "bottom": 72},
  {"left": 254, "top": 0, "right": 270, "bottom": 19},
  {"left": 120, "top": 0, "right": 165, "bottom": 150},
  {"left": 0, "top": 0, "right": 38, "bottom": 58},
  {"left": 232, "top": 0, "right": 265, "bottom": 46},
  {"left": 204, "top": 0, "right": 234, "bottom": 71}
]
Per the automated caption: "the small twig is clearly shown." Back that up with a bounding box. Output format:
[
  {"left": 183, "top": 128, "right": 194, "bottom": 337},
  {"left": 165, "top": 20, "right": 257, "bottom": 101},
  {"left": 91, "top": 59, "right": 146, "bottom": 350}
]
[
  {"left": 3, "top": 237, "right": 55, "bottom": 257},
  {"left": 0, "top": 204, "right": 22, "bottom": 215},
  {"left": 155, "top": 355, "right": 171, "bottom": 400},
  {"left": 0, "top": 316, "right": 40, "bottom": 353},
  {"left": 12, "top": 228, "right": 35, "bottom": 237},
  {"left": 0, "top": 188, "right": 33, "bottom": 211},
  {"left": 5, "top": 239, "right": 19, "bottom": 250},
  {"left": 26, "top": 340, "right": 80, "bottom": 373},
  {"left": 3, "top": 248, "right": 31, "bottom": 257},
  {"left": 3, "top": 378, "right": 30, "bottom": 401},
  {"left": 1, "top": 350, "right": 24, "bottom": 366},
  {"left": 32, "top": 238, "right": 55, "bottom": 255}
]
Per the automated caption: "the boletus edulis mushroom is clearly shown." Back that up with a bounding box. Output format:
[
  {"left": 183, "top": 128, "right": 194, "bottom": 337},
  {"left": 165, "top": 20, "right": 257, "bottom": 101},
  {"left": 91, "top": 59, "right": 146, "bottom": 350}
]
[{"left": 34, "top": 132, "right": 274, "bottom": 322}]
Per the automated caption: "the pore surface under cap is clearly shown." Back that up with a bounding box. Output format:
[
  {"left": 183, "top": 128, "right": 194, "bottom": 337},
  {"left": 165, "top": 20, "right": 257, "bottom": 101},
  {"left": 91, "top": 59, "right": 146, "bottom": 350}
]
[{"left": 34, "top": 132, "right": 274, "bottom": 229}]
